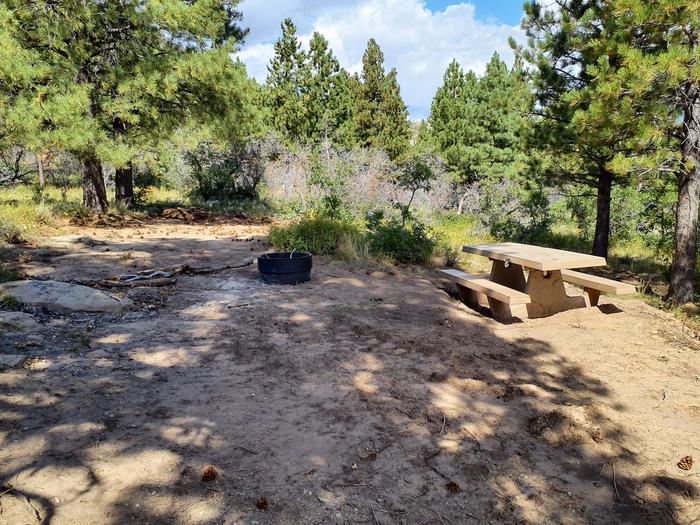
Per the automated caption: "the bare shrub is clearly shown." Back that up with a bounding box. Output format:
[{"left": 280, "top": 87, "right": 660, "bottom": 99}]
[{"left": 261, "top": 141, "right": 452, "bottom": 216}]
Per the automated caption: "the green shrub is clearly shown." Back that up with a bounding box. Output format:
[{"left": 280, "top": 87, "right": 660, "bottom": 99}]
[
  {"left": 0, "top": 218, "right": 23, "bottom": 244},
  {"left": 0, "top": 293, "right": 22, "bottom": 309},
  {"left": 54, "top": 203, "right": 91, "bottom": 219},
  {"left": 365, "top": 210, "right": 436, "bottom": 264},
  {"left": 0, "top": 261, "right": 20, "bottom": 282},
  {"left": 186, "top": 139, "right": 272, "bottom": 202},
  {"left": 484, "top": 182, "right": 553, "bottom": 243},
  {"left": 268, "top": 216, "right": 361, "bottom": 255}
]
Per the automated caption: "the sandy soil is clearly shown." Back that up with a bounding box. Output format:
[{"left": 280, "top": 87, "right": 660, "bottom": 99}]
[{"left": 1, "top": 220, "right": 699, "bottom": 525}]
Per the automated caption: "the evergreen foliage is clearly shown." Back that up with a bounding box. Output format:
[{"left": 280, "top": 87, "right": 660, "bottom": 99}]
[
  {"left": 580, "top": 0, "right": 700, "bottom": 303},
  {"left": 306, "top": 33, "right": 356, "bottom": 146},
  {"left": 428, "top": 53, "right": 531, "bottom": 216},
  {"left": 265, "top": 22, "right": 357, "bottom": 148},
  {"left": 3, "top": 1, "right": 700, "bottom": 299},
  {"left": 515, "top": 0, "right": 632, "bottom": 257},
  {"left": 0, "top": 0, "right": 258, "bottom": 211},
  {"left": 265, "top": 18, "right": 309, "bottom": 143},
  {"left": 353, "top": 39, "right": 411, "bottom": 159}
]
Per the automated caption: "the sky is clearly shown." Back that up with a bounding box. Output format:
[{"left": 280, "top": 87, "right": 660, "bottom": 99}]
[{"left": 236, "top": 0, "right": 528, "bottom": 119}]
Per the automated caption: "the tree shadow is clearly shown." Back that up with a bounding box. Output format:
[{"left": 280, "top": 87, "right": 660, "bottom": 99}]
[{"left": 0, "top": 232, "right": 697, "bottom": 524}]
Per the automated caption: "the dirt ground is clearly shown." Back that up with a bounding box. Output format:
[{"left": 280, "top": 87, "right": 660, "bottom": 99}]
[{"left": 1, "top": 220, "right": 699, "bottom": 525}]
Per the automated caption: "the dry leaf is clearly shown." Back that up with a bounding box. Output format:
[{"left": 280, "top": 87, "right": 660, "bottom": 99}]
[{"left": 445, "top": 481, "right": 462, "bottom": 494}]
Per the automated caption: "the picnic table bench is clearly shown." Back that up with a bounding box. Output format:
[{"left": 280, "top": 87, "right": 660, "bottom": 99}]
[{"left": 441, "top": 242, "right": 636, "bottom": 322}]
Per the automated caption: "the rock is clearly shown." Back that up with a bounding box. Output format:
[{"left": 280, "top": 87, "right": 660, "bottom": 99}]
[
  {"left": 12, "top": 335, "right": 43, "bottom": 349},
  {"left": 0, "top": 354, "right": 26, "bottom": 368},
  {"left": 88, "top": 349, "right": 109, "bottom": 359},
  {"left": 0, "top": 311, "right": 41, "bottom": 332},
  {"left": 317, "top": 489, "right": 345, "bottom": 506},
  {"left": 75, "top": 236, "right": 107, "bottom": 247},
  {"left": 0, "top": 280, "right": 132, "bottom": 313}
]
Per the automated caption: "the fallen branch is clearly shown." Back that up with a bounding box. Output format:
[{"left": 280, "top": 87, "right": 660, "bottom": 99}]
[
  {"left": 371, "top": 506, "right": 382, "bottom": 525},
  {"left": 84, "top": 258, "right": 254, "bottom": 288},
  {"left": 359, "top": 442, "right": 392, "bottom": 461},
  {"left": 99, "top": 277, "right": 177, "bottom": 288},
  {"left": 233, "top": 446, "right": 260, "bottom": 455},
  {"left": 181, "top": 258, "right": 254, "bottom": 274},
  {"left": 0, "top": 485, "right": 41, "bottom": 521},
  {"left": 601, "top": 461, "right": 622, "bottom": 502},
  {"left": 463, "top": 427, "right": 482, "bottom": 451},
  {"left": 611, "top": 462, "right": 622, "bottom": 502}
]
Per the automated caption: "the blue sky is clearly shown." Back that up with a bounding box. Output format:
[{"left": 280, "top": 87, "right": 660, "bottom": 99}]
[
  {"left": 238, "top": 1, "right": 527, "bottom": 119},
  {"left": 427, "top": 0, "right": 525, "bottom": 24}
]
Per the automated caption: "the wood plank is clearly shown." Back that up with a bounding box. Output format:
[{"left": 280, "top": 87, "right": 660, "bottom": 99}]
[
  {"left": 462, "top": 242, "right": 606, "bottom": 271},
  {"left": 561, "top": 270, "right": 636, "bottom": 295},
  {"left": 440, "top": 269, "right": 531, "bottom": 305}
]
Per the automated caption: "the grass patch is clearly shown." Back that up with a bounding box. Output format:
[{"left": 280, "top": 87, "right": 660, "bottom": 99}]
[
  {"left": 0, "top": 262, "right": 21, "bottom": 283},
  {"left": 337, "top": 232, "right": 371, "bottom": 260},
  {"left": 0, "top": 294, "right": 22, "bottom": 310},
  {"left": 269, "top": 216, "right": 362, "bottom": 255},
  {"left": 190, "top": 196, "right": 273, "bottom": 219},
  {"left": 0, "top": 185, "right": 82, "bottom": 239},
  {"left": 431, "top": 213, "right": 496, "bottom": 271},
  {"left": 0, "top": 218, "right": 24, "bottom": 244}
]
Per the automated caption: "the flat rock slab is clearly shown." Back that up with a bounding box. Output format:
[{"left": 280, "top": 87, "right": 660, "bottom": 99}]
[
  {"left": 0, "top": 354, "right": 26, "bottom": 368},
  {"left": 0, "top": 311, "right": 41, "bottom": 332},
  {"left": 0, "top": 280, "right": 132, "bottom": 313}
]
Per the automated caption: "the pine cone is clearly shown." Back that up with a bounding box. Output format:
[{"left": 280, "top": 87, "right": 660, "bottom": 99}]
[
  {"left": 677, "top": 456, "right": 693, "bottom": 471},
  {"left": 201, "top": 465, "right": 219, "bottom": 482}
]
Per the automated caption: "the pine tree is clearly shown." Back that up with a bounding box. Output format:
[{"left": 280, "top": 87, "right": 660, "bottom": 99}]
[
  {"left": 354, "top": 39, "right": 410, "bottom": 159},
  {"left": 266, "top": 18, "right": 308, "bottom": 143},
  {"left": 476, "top": 53, "right": 531, "bottom": 182},
  {"left": 428, "top": 55, "right": 530, "bottom": 213},
  {"left": 306, "top": 32, "right": 339, "bottom": 142},
  {"left": 330, "top": 70, "right": 358, "bottom": 149},
  {"left": 586, "top": 0, "right": 700, "bottom": 303},
  {"left": 516, "top": 0, "right": 630, "bottom": 257},
  {"left": 429, "top": 60, "right": 467, "bottom": 173},
  {"left": 0, "top": 0, "right": 256, "bottom": 212},
  {"left": 305, "top": 32, "right": 356, "bottom": 146},
  {"left": 456, "top": 70, "right": 482, "bottom": 192},
  {"left": 354, "top": 39, "right": 386, "bottom": 149},
  {"left": 379, "top": 68, "right": 411, "bottom": 160}
]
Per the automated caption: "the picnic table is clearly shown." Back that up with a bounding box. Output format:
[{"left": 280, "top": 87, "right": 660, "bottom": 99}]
[{"left": 441, "top": 242, "right": 636, "bottom": 322}]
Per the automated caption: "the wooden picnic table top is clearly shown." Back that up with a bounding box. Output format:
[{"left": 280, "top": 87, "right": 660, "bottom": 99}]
[{"left": 462, "top": 242, "right": 607, "bottom": 272}]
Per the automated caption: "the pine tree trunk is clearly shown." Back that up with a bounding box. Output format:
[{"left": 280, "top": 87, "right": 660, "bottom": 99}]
[
  {"left": 669, "top": 85, "right": 700, "bottom": 304},
  {"left": 80, "top": 152, "right": 108, "bottom": 212},
  {"left": 457, "top": 190, "right": 468, "bottom": 214},
  {"left": 592, "top": 169, "right": 612, "bottom": 258},
  {"left": 115, "top": 162, "right": 134, "bottom": 208},
  {"left": 37, "top": 154, "right": 46, "bottom": 189}
]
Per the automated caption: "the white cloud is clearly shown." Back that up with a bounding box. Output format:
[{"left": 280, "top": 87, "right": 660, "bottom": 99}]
[{"left": 237, "top": 0, "right": 525, "bottom": 119}]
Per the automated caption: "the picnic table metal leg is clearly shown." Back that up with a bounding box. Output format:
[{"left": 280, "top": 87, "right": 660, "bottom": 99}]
[{"left": 525, "top": 270, "right": 586, "bottom": 318}]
